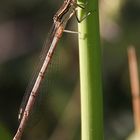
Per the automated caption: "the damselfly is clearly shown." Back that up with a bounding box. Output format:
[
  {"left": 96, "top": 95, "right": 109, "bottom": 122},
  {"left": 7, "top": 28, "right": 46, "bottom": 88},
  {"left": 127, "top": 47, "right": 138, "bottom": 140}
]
[{"left": 13, "top": 0, "right": 88, "bottom": 140}]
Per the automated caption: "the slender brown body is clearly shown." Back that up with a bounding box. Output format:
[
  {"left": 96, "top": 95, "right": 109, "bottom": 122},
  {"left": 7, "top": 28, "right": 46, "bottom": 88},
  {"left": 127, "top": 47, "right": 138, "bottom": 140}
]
[{"left": 13, "top": 0, "right": 77, "bottom": 140}]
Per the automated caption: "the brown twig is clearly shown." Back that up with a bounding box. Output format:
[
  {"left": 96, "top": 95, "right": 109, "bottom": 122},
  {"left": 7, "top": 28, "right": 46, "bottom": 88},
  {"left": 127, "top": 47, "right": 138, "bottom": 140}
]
[{"left": 127, "top": 46, "right": 140, "bottom": 134}]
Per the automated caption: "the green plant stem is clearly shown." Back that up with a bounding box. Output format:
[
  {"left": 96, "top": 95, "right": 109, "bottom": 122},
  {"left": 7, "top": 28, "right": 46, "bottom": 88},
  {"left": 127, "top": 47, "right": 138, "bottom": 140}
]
[{"left": 77, "top": 0, "right": 103, "bottom": 140}]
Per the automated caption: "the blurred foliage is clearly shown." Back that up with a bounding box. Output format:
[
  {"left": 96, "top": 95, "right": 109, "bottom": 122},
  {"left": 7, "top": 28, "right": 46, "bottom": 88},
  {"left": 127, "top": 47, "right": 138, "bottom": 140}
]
[
  {"left": 0, "top": 0, "right": 140, "bottom": 140},
  {"left": 0, "top": 122, "right": 11, "bottom": 140}
]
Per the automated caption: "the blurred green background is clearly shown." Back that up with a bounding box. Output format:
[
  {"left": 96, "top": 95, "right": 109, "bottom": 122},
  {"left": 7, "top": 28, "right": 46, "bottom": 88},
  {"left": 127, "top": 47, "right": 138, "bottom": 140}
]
[{"left": 0, "top": 0, "right": 140, "bottom": 140}]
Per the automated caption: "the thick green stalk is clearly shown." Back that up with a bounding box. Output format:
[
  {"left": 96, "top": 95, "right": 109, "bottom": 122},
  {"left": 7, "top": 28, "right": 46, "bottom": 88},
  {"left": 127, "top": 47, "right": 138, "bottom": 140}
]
[{"left": 77, "top": 0, "right": 103, "bottom": 140}]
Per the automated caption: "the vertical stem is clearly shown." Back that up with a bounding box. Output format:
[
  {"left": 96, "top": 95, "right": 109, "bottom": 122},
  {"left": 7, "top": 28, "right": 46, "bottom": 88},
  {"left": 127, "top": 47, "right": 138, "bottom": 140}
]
[
  {"left": 127, "top": 46, "right": 140, "bottom": 134},
  {"left": 77, "top": 0, "right": 103, "bottom": 140}
]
